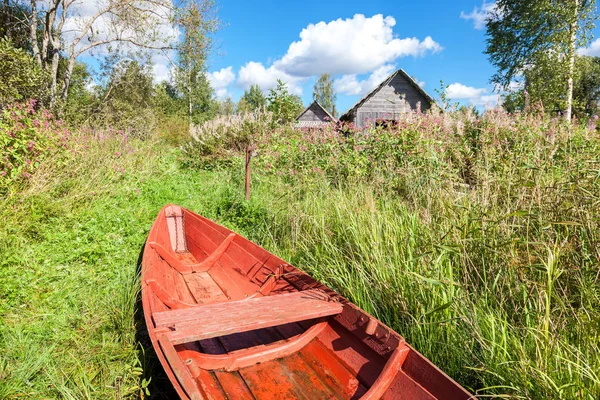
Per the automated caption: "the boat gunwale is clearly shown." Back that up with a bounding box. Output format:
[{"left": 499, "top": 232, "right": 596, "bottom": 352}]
[{"left": 141, "top": 204, "right": 472, "bottom": 400}]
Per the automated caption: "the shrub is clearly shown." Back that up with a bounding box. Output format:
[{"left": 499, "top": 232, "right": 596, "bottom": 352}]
[
  {"left": 180, "top": 110, "right": 272, "bottom": 169},
  {"left": 0, "top": 101, "right": 69, "bottom": 191},
  {"left": 0, "top": 38, "right": 48, "bottom": 108}
]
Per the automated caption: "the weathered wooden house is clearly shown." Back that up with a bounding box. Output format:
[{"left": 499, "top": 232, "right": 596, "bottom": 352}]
[
  {"left": 340, "top": 69, "right": 434, "bottom": 128},
  {"left": 295, "top": 101, "right": 337, "bottom": 128}
]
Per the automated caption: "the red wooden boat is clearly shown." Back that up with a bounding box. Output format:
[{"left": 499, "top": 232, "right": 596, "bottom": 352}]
[{"left": 141, "top": 205, "right": 472, "bottom": 399}]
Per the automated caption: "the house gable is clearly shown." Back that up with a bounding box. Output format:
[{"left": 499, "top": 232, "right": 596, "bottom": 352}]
[
  {"left": 295, "top": 101, "right": 336, "bottom": 128},
  {"left": 340, "top": 69, "right": 434, "bottom": 128}
]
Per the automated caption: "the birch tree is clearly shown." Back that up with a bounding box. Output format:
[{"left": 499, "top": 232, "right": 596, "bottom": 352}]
[
  {"left": 22, "top": 0, "right": 181, "bottom": 106},
  {"left": 313, "top": 74, "right": 337, "bottom": 118},
  {"left": 172, "top": 0, "right": 218, "bottom": 129},
  {"left": 486, "top": 0, "right": 597, "bottom": 120}
]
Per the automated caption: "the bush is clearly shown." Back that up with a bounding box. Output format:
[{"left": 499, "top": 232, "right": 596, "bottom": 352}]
[
  {"left": 0, "top": 101, "right": 70, "bottom": 191},
  {"left": 180, "top": 110, "right": 272, "bottom": 170},
  {"left": 0, "top": 38, "right": 48, "bottom": 108}
]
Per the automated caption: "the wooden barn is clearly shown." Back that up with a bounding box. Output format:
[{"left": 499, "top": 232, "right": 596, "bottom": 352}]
[
  {"left": 340, "top": 69, "right": 434, "bottom": 128},
  {"left": 295, "top": 101, "right": 337, "bottom": 128}
]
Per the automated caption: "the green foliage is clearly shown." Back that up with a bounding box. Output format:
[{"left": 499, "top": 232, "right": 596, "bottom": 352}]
[
  {"left": 238, "top": 84, "right": 267, "bottom": 113},
  {"left": 91, "top": 60, "right": 157, "bottom": 138},
  {"left": 267, "top": 80, "right": 304, "bottom": 125},
  {"left": 0, "top": 38, "right": 48, "bottom": 108},
  {"left": 0, "top": 132, "right": 228, "bottom": 398},
  {"left": 209, "top": 110, "right": 600, "bottom": 398},
  {"left": 0, "top": 101, "right": 68, "bottom": 192},
  {"left": 573, "top": 55, "right": 600, "bottom": 116},
  {"left": 313, "top": 74, "right": 337, "bottom": 117},
  {"left": 60, "top": 62, "right": 96, "bottom": 124},
  {"left": 486, "top": 0, "right": 597, "bottom": 117},
  {"left": 180, "top": 110, "right": 272, "bottom": 170},
  {"left": 503, "top": 55, "right": 600, "bottom": 117},
  {"left": 173, "top": 0, "right": 219, "bottom": 125},
  {"left": 486, "top": 0, "right": 596, "bottom": 88},
  {"left": 0, "top": 3, "right": 31, "bottom": 50},
  {"left": 153, "top": 81, "right": 186, "bottom": 116},
  {"left": 215, "top": 97, "right": 236, "bottom": 116}
]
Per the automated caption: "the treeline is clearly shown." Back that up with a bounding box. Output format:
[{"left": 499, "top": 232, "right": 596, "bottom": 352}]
[
  {"left": 0, "top": 0, "right": 310, "bottom": 142},
  {"left": 486, "top": 0, "right": 600, "bottom": 118}
]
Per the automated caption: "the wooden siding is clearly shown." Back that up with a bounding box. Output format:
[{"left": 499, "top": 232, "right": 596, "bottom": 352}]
[
  {"left": 353, "top": 74, "right": 431, "bottom": 128},
  {"left": 297, "top": 102, "right": 333, "bottom": 122}
]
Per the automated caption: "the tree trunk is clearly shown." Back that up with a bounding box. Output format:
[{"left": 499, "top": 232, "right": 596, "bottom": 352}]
[
  {"left": 49, "top": 45, "right": 60, "bottom": 106},
  {"left": 565, "top": 0, "right": 579, "bottom": 122},
  {"left": 29, "top": 0, "right": 41, "bottom": 66},
  {"left": 61, "top": 56, "right": 77, "bottom": 101},
  {"left": 188, "top": 85, "right": 193, "bottom": 134},
  {"left": 188, "top": 68, "right": 193, "bottom": 134}
]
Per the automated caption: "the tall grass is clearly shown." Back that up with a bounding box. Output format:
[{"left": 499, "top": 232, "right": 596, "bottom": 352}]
[
  {"left": 181, "top": 108, "right": 600, "bottom": 398},
  {"left": 217, "top": 109, "right": 599, "bottom": 399},
  {"left": 2, "top": 105, "right": 599, "bottom": 398},
  {"left": 0, "top": 125, "right": 242, "bottom": 398},
  {"left": 246, "top": 179, "right": 599, "bottom": 398}
]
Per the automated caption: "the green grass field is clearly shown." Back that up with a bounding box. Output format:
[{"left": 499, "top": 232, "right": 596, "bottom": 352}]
[{"left": 2, "top": 115, "right": 600, "bottom": 399}]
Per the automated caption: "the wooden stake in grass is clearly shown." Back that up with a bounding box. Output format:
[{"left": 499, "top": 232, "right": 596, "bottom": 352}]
[{"left": 245, "top": 144, "right": 253, "bottom": 200}]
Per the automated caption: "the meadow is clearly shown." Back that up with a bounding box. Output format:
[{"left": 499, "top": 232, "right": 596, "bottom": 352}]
[{"left": 1, "top": 104, "right": 599, "bottom": 399}]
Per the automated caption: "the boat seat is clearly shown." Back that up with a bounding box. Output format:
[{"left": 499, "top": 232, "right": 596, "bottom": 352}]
[
  {"left": 148, "top": 233, "right": 236, "bottom": 275},
  {"left": 153, "top": 289, "right": 343, "bottom": 345}
]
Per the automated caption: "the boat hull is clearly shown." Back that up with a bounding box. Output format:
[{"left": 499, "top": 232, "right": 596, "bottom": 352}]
[{"left": 141, "top": 205, "right": 472, "bottom": 399}]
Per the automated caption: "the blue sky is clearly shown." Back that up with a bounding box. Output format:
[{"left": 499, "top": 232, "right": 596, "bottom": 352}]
[
  {"left": 73, "top": 1, "right": 600, "bottom": 113},
  {"left": 197, "top": 0, "right": 600, "bottom": 113},
  {"left": 201, "top": 0, "right": 503, "bottom": 112}
]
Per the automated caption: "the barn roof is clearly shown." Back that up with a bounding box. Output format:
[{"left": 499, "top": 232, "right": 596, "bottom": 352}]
[
  {"left": 340, "top": 69, "right": 435, "bottom": 120},
  {"left": 295, "top": 100, "right": 337, "bottom": 123}
]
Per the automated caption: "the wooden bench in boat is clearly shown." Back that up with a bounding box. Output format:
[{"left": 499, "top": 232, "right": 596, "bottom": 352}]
[
  {"left": 154, "top": 289, "right": 409, "bottom": 399},
  {"left": 153, "top": 289, "right": 343, "bottom": 345}
]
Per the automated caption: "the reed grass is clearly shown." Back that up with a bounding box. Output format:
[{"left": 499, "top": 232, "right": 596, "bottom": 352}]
[{"left": 1, "top": 108, "right": 599, "bottom": 398}]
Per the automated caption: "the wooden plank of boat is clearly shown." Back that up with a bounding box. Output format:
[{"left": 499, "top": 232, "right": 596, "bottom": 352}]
[{"left": 141, "top": 204, "right": 473, "bottom": 400}]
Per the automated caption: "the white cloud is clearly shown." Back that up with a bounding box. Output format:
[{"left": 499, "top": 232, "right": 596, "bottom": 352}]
[
  {"left": 151, "top": 51, "right": 175, "bottom": 83},
  {"left": 334, "top": 64, "right": 396, "bottom": 96},
  {"left": 207, "top": 67, "right": 236, "bottom": 98},
  {"left": 61, "top": 0, "right": 179, "bottom": 82},
  {"left": 446, "top": 83, "right": 498, "bottom": 107},
  {"left": 578, "top": 38, "right": 600, "bottom": 56},
  {"left": 460, "top": 1, "right": 497, "bottom": 30},
  {"left": 477, "top": 94, "right": 499, "bottom": 107},
  {"left": 237, "top": 61, "right": 303, "bottom": 95},
  {"left": 236, "top": 14, "right": 441, "bottom": 95},
  {"left": 446, "top": 83, "right": 487, "bottom": 99},
  {"left": 276, "top": 14, "right": 442, "bottom": 77}
]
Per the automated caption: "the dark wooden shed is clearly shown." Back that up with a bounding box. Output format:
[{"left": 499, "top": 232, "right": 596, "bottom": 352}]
[
  {"left": 295, "top": 101, "right": 337, "bottom": 128},
  {"left": 339, "top": 69, "right": 434, "bottom": 128}
]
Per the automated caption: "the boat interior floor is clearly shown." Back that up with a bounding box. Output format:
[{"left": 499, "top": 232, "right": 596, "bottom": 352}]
[{"left": 150, "top": 249, "right": 435, "bottom": 400}]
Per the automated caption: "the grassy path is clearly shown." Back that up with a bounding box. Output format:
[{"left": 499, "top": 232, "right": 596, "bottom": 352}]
[
  {"left": 0, "top": 143, "right": 243, "bottom": 398},
  {"left": 2, "top": 133, "right": 599, "bottom": 399}
]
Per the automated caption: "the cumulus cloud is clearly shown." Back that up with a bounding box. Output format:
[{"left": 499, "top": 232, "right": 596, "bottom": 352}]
[
  {"left": 446, "top": 83, "right": 487, "bottom": 99},
  {"left": 236, "top": 14, "right": 441, "bottom": 93},
  {"left": 333, "top": 64, "right": 396, "bottom": 96},
  {"left": 276, "top": 14, "right": 442, "bottom": 77},
  {"left": 237, "top": 62, "right": 303, "bottom": 94},
  {"left": 460, "top": 1, "right": 497, "bottom": 30},
  {"left": 446, "top": 83, "right": 498, "bottom": 107},
  {"left": 207, "top": 67, "right": 236, "bottom": 98},
  {"left": 151, "top": 51, "right": 176, "bottom": 83},
  {"left": 578, "top": 38, "right": 600, "bottom": 56}
]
